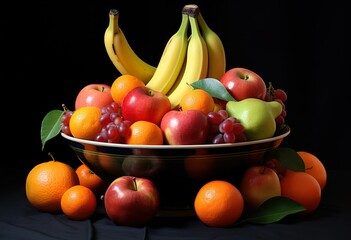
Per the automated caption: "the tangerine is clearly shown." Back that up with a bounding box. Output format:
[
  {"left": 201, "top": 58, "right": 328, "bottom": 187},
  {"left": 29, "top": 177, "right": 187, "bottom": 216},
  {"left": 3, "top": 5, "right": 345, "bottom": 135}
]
[
  {"left": 61, "top": 185, "right": 97, "bottom": 221},
  {"left": 76, "top": 163, "right": 107, "bottom": 195},
  {"left": 110, "top": 74, "right": 145, "bottom": 105},
  {"left": 179, "top": 89, "right": 215, "bottom": 115},
  {"left": 280, "top": 171, "right": 321, "bottom": 214},
  {"left": 297, "top": 151, "right": 327, "bottom": 190},
  {"left": 125, "top": 120, "right": 164, "bottom": 145},
  {"left": 194, "top": 180, "right": 244, "bottom": 227},
  {"left": 25, "top": 160, "right": 79, "bottom": 213},
  {"left": 69, "top": 106, "right": 102, "bottom": 140}
]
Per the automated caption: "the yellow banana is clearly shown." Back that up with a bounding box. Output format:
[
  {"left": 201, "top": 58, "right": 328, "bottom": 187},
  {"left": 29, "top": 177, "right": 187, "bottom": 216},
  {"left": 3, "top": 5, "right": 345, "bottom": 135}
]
[
  {"left": 145, "top": 13, "right": 189, "bottom": 94},
  {"left": 166, "top": 36, "right": 191, "bottom": 95},
  {"left": 167, "top": 5, "right": 208, "bottom": 109},
  {"left": 104, "top": 9, "right": 156, "bottom": 84},
  {"left": 197, "top": 11, "right": 226, "bottom": 80}
]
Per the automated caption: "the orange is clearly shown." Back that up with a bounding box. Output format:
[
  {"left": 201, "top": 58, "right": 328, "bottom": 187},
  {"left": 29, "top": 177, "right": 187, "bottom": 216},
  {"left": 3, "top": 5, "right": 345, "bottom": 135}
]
[
  {"left": 61, "top": 185, "right": 97, "bottom": 220},
  {"left": 179, "top": 89, "right": 215, "bottom": 115},
  {"left": 25, "top": 160, "right": 79, "bottom": 213},
  {"left": 110, "top": 74, "right": 145, "bottom": 105},
  {"left": 69, "top": 106, "right": 102, "bottom": 140},
  {"left": 194, "top": 180, "right": 244, "bottom": 227},
  {"left": 297, "top": 151, "right": 327, "bottom": 190},
  {"left": 76, "top": 163, "right": 107, "bottom": 195},
  {"left": 125, "top": 120, "right": 164, "bottom": 145},
  {"left": 280, "top": 171, "right": 321, "bottom": 214}
]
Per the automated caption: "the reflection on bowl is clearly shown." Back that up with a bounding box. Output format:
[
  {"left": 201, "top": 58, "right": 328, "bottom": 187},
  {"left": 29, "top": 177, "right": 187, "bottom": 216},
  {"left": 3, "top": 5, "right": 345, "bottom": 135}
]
[{"left": 62, "top": 124, "right": 290, "bottom": 213}]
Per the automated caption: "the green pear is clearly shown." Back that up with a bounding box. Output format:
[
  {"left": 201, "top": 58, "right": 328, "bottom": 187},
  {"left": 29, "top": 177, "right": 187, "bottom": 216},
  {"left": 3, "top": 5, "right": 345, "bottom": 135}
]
[{"left": 226, "top": 98, "right": 282, "bottom": 141}]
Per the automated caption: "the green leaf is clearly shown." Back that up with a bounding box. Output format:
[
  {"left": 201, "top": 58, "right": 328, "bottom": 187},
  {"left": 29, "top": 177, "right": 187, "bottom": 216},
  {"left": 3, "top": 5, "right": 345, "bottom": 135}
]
[
  {"left": 268, "top": 147, "right": 305, "bottom": 172},
  {"left": 243, "top": 196, "right": 306, "bottom": 224},
  {"left": 41, "top": 110, "right": 64, "bottom": 151},
  {"left": 190, "top": 78, "right": 237, "bottom": 101}
]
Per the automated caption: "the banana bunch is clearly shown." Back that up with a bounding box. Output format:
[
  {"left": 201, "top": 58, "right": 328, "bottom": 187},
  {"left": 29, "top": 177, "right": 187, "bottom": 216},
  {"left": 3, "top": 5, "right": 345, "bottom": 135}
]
[{"left": 104, "top": 5, "right": 226, "bottom": 109}]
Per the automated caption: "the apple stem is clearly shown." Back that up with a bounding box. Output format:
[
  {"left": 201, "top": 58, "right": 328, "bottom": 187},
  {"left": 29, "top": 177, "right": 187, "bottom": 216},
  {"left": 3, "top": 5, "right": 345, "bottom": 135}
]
[
  {"left": 132, "top": 177, "right": 137, "bottom": 190},
  {"left": 148, "top": 89, "right": 155, "bottom": 97},
  {"left": 98, "top": 86, "right": 105, "bottom": 92}
]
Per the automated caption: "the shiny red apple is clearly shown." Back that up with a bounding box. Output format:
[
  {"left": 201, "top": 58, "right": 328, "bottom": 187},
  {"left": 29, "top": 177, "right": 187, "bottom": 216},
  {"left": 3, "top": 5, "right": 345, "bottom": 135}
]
[
  {"left": 240, "top": 165, "right": 281, "bottom": 211},
  {"left": 104, "top": 176, "right": 160, "bottom": 227},
  {"left": 121, "top": 86, "right": 171, "bottom": 125},
  {"left": 75, "top": 83, "right": 114, "bottom": 110},
  {"left": 160, "top": 109, "right": 209, "bottom": 145},
  {"left": 220, "top": 67, "right": 267, "bottom": 101}
]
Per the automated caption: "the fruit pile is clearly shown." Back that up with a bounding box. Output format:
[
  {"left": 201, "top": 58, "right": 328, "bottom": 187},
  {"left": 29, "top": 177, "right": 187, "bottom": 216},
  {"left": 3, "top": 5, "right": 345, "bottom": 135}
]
[
  {"left": 34, "top": 3, "right": 327, "bottom": 228},
  {"left": 42, "top": 4, "right": 288, "bottom": 147}
]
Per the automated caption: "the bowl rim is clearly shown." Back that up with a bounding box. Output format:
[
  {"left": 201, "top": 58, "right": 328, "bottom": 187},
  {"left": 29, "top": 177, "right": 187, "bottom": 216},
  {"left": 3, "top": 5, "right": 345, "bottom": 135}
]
[{"left": 61, "top": 125, "right": 290, "bottom": 149}]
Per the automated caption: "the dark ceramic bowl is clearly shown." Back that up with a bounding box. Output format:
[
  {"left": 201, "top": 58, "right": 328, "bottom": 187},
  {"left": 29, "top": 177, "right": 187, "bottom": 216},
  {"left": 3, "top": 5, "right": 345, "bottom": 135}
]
[{"left": 62, "top": 124, "right": 290, "bottom": 215}]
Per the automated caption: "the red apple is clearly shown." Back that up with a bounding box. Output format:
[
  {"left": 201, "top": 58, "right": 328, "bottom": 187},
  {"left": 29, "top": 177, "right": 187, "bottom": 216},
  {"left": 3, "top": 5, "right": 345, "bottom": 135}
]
[
  {"left": 160, "top": 109, "right": 209, "bottom": 145},
  {"left": 104, "top": 176, "right": 160, "bottom": 227},
  {"left": 75, "top": 83, "right": 114, "bottom": 110},
  {"left": 121, "top": 86, "right": 171, "bottom": 125},
  {"left": 220, "top": 67, "right": 267, "bottom": 101},
  {"left": 240, "top": 165, "right": 281, "bottom": 211}
]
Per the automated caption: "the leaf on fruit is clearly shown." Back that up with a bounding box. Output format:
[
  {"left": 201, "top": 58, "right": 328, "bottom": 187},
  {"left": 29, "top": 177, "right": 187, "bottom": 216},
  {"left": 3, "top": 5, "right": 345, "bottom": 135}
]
[
  {"left": 41, "top": 110, "right": 64, "bottom": 151},
  {"left": 243, "top": 196, "right": 306, "bottom": 224},
  {"left": 190, "top": 78, "right": 237, "bottom": 101},
  {"left": 268, "top": 147, "right": 305, "bottom": 172}
]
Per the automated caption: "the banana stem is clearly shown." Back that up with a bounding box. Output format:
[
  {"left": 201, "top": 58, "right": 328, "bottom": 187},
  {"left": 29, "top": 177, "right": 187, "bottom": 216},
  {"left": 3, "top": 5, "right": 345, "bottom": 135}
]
[
  {"left": 109, "top": 9, "right": 120, "bottom": 34},
  {"left": 182, "top": 4, "right": 200, "bottom": 17}
]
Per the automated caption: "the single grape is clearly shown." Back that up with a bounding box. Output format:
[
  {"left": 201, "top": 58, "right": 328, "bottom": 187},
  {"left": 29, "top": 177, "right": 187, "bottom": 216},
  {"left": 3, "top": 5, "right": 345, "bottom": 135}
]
[
  {"left": 274, "top": 89, "right": 288, "bottom": 102},
  {"left": 207, "top": 111, "right": 224, "bottom": 125},
  {"left": 61, "top": 125, "right": 71, "bottom": 136},
  {"left": 217, "top": 109, "right": 228, "bottom": 120},
  {"left": 106, "top": 124, "right": 120, "bottom": 143},
  {"left": 212, "top": 133, "right": 224, "bottom": 144},
  {"left": 61, "top": 111, "right": 73, "bottom": 126},
  {"left": 117, "top": 120, "right": 131, "bottom": 137},
  {"left": 275, "top": 115, "right": 285, "bottom": 125},
  {"left": 223, "top": 132, "right": 236, "bottom": 143},
  {"left": 100, "top": 112, "right": 111, "bottom": 127},
  {"left": 232, "top": 122, "right": 245, "bottom": 135},
  {"left": 235, "top": 133, "right": 247, "bottom": 142},
  {"left": 95, "top": 128, "right": 108, "bottom": 142},
  {"left": 219, "top": 119, "right": 234, "bottom": 134}
]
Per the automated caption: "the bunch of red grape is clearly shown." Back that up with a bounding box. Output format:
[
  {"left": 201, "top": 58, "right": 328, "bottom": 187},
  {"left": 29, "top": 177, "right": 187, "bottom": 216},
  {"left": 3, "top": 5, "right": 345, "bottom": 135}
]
[
  {"left": 60, "top": 102, "right": 132, "bottom": 143},
  {"left": 207, "top": 109, "right": 247, "bottom": 144},
  {"left": 61, "top": 109, "right": 73, "bottom": 136},
  {"left": 264, "top": 82, "right": 288, "bottom": 127}
]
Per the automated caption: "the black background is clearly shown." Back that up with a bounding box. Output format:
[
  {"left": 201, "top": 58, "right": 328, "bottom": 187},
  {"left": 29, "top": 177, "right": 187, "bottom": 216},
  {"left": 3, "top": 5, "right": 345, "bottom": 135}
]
[{"left": 1, "top": 0, "right": 349, "bottom": 172}]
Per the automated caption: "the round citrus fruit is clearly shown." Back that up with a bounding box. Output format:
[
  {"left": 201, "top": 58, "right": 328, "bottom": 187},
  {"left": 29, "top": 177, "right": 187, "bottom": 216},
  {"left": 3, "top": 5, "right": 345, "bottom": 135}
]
[
  {"left": 110, "top": 74, "right": 145, "bottom": 105},
  {"left": 69, "top": 106, "right": 102, "bottom": 140},
  {"left": 194, "top": 180, "right": 244, "bottom": 227},
  {"left": 76, "top": 163, "right": 107, "bottom": 195},
  {"left": 297, "top": 151, "right": 327, "bottom": 190},
  {"left": 125, "top": 120, "right": 164, "bottom": 145},
  {"left": 280, "top": 171, "right": 321, "bottom": 214},
  {"left": 179, "top": 89, "right": 215, "bottom": 115},
  {"left": 25, "top": 160, "right": 79, "bottom": 213},
  {"left": 61, "top": 185, "right": 97, "bottom": 220}
]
